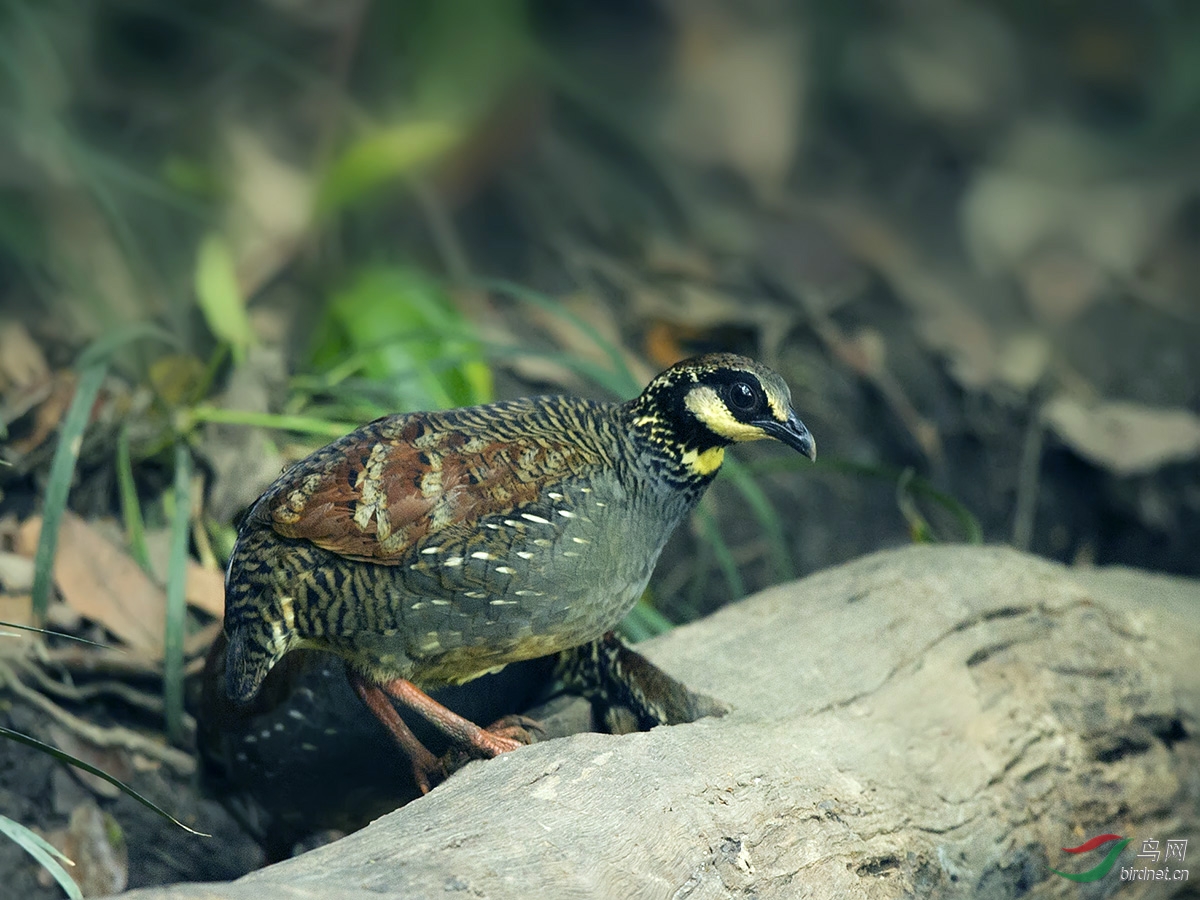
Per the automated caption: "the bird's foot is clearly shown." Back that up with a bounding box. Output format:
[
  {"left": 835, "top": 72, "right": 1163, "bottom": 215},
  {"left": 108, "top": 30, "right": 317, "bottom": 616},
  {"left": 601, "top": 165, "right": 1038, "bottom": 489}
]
[
  {"left": 442, "top": 715, "right": 543, "bottom": 776},
  {"left": 408, "top": 748, "right": 447, "bottom": 795},
  {"left": 484, "top": 714, "right": 544, "bottom": 746}
]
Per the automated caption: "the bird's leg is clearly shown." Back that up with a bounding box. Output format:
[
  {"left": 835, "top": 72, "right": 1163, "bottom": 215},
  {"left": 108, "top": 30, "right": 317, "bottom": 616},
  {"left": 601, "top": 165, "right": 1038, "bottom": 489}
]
[
  {"left": 348, "top": 673, "right": 444, "bottom": 793},
  {"left": 553, "top": 632, "right": 730, "bottom": 730},
  {"left": 379, "top": 677, "right": 528, "bottom": 758}
]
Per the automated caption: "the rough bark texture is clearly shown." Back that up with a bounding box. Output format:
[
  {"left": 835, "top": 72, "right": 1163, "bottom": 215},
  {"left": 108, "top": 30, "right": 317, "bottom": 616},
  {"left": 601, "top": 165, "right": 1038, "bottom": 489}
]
[{"left": 111, "top": 545, "right": 1200, "bottom": 900}]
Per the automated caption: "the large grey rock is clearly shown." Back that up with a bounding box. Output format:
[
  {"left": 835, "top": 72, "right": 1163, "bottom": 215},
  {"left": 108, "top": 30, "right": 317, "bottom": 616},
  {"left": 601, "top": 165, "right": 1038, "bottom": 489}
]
[{"left": 112, "top": 545, "right": 1200, "bottom": 899}]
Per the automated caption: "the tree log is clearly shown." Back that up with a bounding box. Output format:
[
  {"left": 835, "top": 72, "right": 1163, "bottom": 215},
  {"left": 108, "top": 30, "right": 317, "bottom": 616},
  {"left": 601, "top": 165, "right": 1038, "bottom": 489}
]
[{"left": 111, "top": 545, "right": 1200, "bottom": 899}]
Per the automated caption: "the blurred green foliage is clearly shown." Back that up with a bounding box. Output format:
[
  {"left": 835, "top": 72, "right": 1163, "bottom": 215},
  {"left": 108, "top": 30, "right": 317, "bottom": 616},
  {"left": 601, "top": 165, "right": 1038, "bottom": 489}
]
[
  {"left": 194, "top": 235, "right": 254, "bottom": 364},
  {"left": 310, "top": 266, "right": 493, "bottom": 416},
  {"left": 316, "top": 122, "right": 461, "bottom": 216}
]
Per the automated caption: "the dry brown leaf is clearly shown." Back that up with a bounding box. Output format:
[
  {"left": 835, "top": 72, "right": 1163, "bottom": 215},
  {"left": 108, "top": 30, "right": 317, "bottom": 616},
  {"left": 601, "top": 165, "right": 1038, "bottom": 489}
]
[
  {"left": 0, "top": 593, "right": 32, "bottom": 626},
  {"left": 0, "top": 594, "right": 34, "bottom": 659},
  {"left": 632, "top": 282, "right": 751, "bottom": 330},
  {"left": 15, "top": 516, "right": 40, "bottom": 557},
  {"left": 23, "top": 512, "right": 166, "bottom": 657},
  {"left": 1043, "top": 397, "right": 1200, "bottom": 476},
  {"left": 186, "top": 563, "right": 225, "bottom": 618},
  {"left": 184, "top": 619, "right": 223, "bottom": 658},
  {"left": 643, "top": 321, "right": 704, "bottom": 369},
  {"left": 0, "top": 320, "right": 50, "bottom": 390},
  {"left": 47, "top": 725, "right": 130, "bottom": 800},
  {"left": 60, "top": 800, "right": 129, "bottom": 897},
  {"left": 25, "top": 514, "right": 224, "bottom": 628},
  {"left": 0, "top": 550, "right": 34, "bottom": 593},
  {"left": 3, "top": 369, "right": 77, "bottom": 457}
]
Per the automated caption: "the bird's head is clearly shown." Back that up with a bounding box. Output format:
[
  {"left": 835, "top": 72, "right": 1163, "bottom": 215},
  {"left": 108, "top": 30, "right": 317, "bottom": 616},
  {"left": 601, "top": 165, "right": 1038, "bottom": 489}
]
[{"left": 628, "top": 354, "right": 816, "bottom": 482}]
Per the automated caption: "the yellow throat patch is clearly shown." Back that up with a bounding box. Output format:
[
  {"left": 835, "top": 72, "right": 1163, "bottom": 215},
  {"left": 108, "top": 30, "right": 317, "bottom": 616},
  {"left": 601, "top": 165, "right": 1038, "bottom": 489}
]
[{"left": 681, "top": 445, "right": 726, "bottom": 476}]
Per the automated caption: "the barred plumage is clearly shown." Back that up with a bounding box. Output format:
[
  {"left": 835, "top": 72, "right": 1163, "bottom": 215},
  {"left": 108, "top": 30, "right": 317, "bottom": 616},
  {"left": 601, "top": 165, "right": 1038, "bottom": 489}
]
[{"left": 222, "top": 353, "right": 814, "bottom": 790}]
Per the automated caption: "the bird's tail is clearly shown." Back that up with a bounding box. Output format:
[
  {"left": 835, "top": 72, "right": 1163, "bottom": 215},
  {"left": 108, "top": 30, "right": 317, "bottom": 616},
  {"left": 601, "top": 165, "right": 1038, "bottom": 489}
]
[
  {"left": 222, "top": 522, "right": 299, "bottom": 702},
  {"left": 224, "top": 618, "right": 294, "bottom": 702}
]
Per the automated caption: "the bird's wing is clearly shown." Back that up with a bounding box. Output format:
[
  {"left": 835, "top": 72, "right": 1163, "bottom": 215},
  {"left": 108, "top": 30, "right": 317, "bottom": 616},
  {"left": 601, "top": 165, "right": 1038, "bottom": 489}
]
[{"left": 256, "top": 408, "right": 603, "bottom": 564}]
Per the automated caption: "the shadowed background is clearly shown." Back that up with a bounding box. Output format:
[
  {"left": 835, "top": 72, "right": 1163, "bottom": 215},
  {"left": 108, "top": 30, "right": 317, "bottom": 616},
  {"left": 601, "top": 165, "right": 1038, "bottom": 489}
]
[{"left": 0, "top": 1, "right": 1198, "bottom": 896}]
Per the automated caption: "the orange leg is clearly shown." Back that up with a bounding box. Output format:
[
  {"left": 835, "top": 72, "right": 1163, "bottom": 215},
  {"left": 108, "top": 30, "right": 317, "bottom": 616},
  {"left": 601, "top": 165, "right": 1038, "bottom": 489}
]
[
  {"left": 380, "top": 677, "right": 530, "bottom": 758},
  {"left": 348, "top": 673, "right": 444, "bottom": 793}
]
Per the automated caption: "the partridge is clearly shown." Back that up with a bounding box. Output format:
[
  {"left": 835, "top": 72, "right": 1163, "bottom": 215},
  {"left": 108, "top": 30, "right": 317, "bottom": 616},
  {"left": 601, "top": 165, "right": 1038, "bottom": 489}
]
[{"left": 222, "top": 353, "right": 815, "bottom": 790}]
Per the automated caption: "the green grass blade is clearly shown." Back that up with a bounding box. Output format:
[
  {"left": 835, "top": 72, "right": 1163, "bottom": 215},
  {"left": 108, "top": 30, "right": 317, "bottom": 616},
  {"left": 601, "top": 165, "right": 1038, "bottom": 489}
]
[
  {"left": 618, "top": 597, "right": 676, "bottom": 644},
  {"left": 296, "top": 343, "right": 638, "bottom": 411},
  {"left": 918, "top": 481, "right": 983, "bottom": 544},
  {"left": 896, "top": 468, "right": 935, "bottom": 543},
  {"left": 30, "top": 362, "right": 108, "bottom": 620},
  {"left": 0, "top": 726, "right": 207, "bottom": 835},
  {"left": 75, "top": 322, "right": 181, "bottom": 369},
  {"left": 316, "top": 122, "right": 461, "bottom": 216},
  {"left": 720, "top": 457, "right": 794, "bottom": 581},
  {"left": 116, "top": 426, "right": 151, "bottom": 572},
  {"left": 181, "top": 406, "right": 357, "bottom": 438},
  {"left": 477, "top": 279, "right": 642, "bottom": 397},
  {"left": 164, "top": 443, "right": 191, "bottom": 744},
  {"left": 0, "top": 814, "right": 74, "bottom": 868},
  {"left": 0, "top": 814, "right": 81, "bottom": 900},
  {"left": 747, "top": 457, "right": 983, "bottom": 544},
  {"left": 0, "top": 620, "right": 116, "bottom": 649},
  {"left": 482, "top": 346, "right": 640, "bottom": 399},
  {"left": 194, "top": 233, "right": 254, "bottom": 363}
]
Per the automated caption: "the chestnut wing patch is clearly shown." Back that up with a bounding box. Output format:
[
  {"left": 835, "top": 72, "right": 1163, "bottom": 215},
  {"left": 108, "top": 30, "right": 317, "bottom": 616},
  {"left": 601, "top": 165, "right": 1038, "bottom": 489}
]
[{"left": 263, "top": 415, "right": 584, "bottom": 564}]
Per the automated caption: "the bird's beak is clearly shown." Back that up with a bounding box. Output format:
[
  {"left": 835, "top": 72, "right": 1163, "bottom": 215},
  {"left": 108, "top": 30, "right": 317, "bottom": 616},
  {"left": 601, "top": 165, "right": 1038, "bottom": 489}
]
[{"left": 758, "top": 410, "right": 816, "bottom": 462}]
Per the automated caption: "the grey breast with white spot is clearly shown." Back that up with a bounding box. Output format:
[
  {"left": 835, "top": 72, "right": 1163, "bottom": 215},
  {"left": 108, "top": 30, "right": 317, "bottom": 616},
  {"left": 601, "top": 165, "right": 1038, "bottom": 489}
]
[{"left": 358, "top": 461, "right": 679, "bottom": 685}]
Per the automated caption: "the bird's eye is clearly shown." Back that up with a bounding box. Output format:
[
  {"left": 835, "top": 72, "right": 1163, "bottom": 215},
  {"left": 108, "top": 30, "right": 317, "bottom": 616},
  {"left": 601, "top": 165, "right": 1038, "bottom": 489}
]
[{"left": 727, "top": 381, "right": 760, "bottom": 413}]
